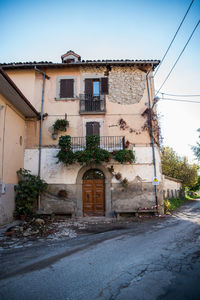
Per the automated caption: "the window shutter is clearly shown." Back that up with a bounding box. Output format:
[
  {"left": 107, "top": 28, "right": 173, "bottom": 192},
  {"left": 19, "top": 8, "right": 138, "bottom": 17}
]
[
  {"left": 86, "top": 122, "right": 100, "bottom": 136},
  {"left": 85, "top": 79, "right": 93, "bottom": 97},
  {"left": 86, "top": 122, "right": 94, "bottom": 136},
  {"left": 101, "top": 77, "right": 109, "bottom": 94},
  {"left": 60, "top": 79, "right": 74, "bottom": 98},
  {"left": 93, "top": 122, "right": 100, "bottom": 136}
]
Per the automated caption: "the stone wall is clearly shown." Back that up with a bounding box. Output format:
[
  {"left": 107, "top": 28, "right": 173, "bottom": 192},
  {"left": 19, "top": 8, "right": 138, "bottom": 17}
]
[
  {"left": 80, "top": 65, "right": 146, "bottom": 105},
  {"left": 163, "top": 175, "right": 182, "bottom": 199},
  {"left": 108, "top": 66, "right": 146, "bottom": 105},
  {"left": 41, "top": 184, "right": 76, "bottom": 216},
  {"left": 112, "top": 182, "right": 155, "bottom": 211}
]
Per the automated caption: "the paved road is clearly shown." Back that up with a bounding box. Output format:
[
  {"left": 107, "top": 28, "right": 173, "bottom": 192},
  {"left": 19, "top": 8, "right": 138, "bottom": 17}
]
[{"left": 0, "top": 200, "right": 200, "bottom": 300}]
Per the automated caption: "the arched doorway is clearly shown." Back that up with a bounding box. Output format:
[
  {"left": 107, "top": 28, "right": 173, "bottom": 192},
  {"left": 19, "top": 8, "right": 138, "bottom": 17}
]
[{"left": 82, "top": 169, "right": 105, "bottom": 216}]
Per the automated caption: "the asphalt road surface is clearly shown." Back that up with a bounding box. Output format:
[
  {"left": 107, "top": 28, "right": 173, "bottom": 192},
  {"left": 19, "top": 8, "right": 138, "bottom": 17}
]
[{"left": 0, "top": 200, "right": 200, "bottom": 300}]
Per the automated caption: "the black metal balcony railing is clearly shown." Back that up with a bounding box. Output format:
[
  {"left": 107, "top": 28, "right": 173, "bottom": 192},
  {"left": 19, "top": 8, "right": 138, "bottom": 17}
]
[
  {"left": 71, "top": 136, "right": 125, "bottom": 152},
  {"left": 79, "top": 94, "right": 106, "bottom": 113}
]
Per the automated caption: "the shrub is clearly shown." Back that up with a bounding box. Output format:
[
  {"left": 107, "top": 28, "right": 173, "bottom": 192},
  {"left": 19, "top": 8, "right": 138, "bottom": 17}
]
[
  {"left": 75, "top": 148, "right": 111, "bottom": 166},
  {"left": 56, "top": 135, "right": 76, "bottom": 165},
  {"left": 164, "top": 199, "right": 171, "bottom": 213},
  {"left": 56, "top": 135, "right": 135, "bottom": 166},
  {"left": 53, "top": 119, "right": 69, "bottom": 132},
  {"left": 113, "top": 150, "right": 135, "bottom": 164},
  {"left": 14, "top": 169, "right": 47, "bottom": 218}
]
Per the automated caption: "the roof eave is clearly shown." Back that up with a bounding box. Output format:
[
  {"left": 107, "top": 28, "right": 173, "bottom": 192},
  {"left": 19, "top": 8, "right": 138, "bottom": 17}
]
[{"left": 0, "top": 68, "right": 40, "bottom": 118}]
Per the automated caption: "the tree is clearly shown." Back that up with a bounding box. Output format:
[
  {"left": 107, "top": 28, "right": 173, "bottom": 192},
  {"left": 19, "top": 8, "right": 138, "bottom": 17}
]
[
  {"left": 192, "top": 128, "right": 200, "bottom": 162},
  {"left": 192, "top": 176, "right": 200, "bottom": 192},
  {"left": 161, "top": 147, "right": 198, "bottom": 189}
]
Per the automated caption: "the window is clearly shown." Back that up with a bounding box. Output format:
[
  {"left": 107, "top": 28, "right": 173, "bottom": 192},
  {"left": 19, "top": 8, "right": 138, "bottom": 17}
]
[
  {"left": 86, "top": 122, "right": 100, "bottom": 136},
  {"left": 84, "top": 78, "right": 108, "bottom": 97},
  {"left": 56, "top": 76, "right": 77, "bottom": 100},
  {"left": 93, "top": 80, "right": 100, "bottom": 96},
  {"left": 60, "top": 79, "right": 74, "bottom": 98}
]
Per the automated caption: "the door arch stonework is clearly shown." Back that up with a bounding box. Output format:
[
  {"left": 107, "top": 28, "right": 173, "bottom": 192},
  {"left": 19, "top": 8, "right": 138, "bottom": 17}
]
[{"left": 76, "top": 164, "right": 112, "bottom": 217}]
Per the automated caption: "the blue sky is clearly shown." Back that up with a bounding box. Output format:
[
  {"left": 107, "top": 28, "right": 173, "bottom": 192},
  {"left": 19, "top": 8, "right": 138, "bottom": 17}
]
[{"left": 1, "top": 0, "right": 200, "bottom": 162}]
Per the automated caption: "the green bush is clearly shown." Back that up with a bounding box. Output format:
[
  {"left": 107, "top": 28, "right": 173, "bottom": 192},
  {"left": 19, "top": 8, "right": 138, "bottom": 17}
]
[
  {"left": 14, "top": 169, "right": 47, "bottom": 218},
  {"left": 56, "top": 135, "right": 76, "bottom": 165},
  {"left": 53, "top": 119, "right": 69, "bottom": 132},
  {"left": 113, "top": 149, "right": 135, "bottom": 164},
  {"left": 164, "top": 199, "right": 171, "bottom": 213},
  {"left": 75, "top": 148, "right": 111, "bottom": 166},
  {"left": 56, "top": 135, "right": 135, "bottom": 166}
]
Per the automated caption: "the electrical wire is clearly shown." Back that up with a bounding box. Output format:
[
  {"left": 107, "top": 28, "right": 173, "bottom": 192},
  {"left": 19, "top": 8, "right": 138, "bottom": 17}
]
[
  {"left": 155, "top": 19, "right": 200, "bottom": 96},
  {"left": 159, "top": 97, "right": 200, "bottom": 103},
  {"left": 157, "top": 92, "right": 200, "bottom": 97},
  {"left": 154, "top": 0, "right": 194, "bottom": 76}
]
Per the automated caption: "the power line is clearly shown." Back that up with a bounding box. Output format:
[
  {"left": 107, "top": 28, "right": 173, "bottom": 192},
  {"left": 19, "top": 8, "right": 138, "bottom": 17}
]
[
  {"left": 154, "top": 0, "right": 194, "bottom": 76},
  {"left": 157, "top": 92, "right": 200, "bottom": 97},
  {"left": 159, "top": 97, "right": 200, "bottom": 103},
  {"left": 155, "top": 19, "right": 200, "bottom": 96}
]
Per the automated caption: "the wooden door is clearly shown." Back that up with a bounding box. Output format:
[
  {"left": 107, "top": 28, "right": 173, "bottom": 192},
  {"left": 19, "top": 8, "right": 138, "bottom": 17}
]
[{"left": 82, "top": 179, "right": 105, "bottom": 216}]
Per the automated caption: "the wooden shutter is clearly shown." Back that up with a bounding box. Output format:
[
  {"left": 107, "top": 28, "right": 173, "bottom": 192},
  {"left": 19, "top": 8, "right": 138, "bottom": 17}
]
[
  {"left": 86, "top": 122, "right": 94, "bottom": 136},
  {"left": 101, "top": 77, "right": 109, "bottom": 94},
  {"left": 60, "top": 79, "right": 74, "bottom": 98},
  {"left": 85, "top": 79, "right": 93, "bottom": 96},
  {"left": 93, "top": 122, "right": 100, "bottom": 135},
  {"left": 86, "top": 122, "right": 100, "bottom": 136}
]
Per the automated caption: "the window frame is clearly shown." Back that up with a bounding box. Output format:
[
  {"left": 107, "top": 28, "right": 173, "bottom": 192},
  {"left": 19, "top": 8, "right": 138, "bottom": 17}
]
[
  {"left": 82, "top": 118, "right": 104, "bottom": 137},
  {"left": 56, "top": 75, "right": 77, "bottom": 100}
]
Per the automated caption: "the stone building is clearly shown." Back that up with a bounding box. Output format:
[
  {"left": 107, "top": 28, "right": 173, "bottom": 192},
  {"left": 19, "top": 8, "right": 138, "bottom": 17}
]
[
  {"left": 162, "top": 175, "right": 182, "bottom": 199},
  {"left": 1, "top": 50, "right": 164, "bottom": 221}
]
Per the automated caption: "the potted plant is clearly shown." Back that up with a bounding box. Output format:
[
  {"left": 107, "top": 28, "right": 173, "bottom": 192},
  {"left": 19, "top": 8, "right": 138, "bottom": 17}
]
[
  {"left": 121, "top": 178, "right": 128, "bottom": 188},
  {"left": 53, "top": 119, "right": 69, "bottom": 132},
  {"left": 115, "top": 172, "right": 122, "bottom": 180}
]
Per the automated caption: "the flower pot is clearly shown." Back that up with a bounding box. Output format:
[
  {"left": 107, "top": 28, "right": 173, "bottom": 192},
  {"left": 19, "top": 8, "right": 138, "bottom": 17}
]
[
  {"left": 52, "top": 133, "right": 58, "bottom": 140},
  {"left": 115, "top": 173, "right": 122, "bottom": 180}
]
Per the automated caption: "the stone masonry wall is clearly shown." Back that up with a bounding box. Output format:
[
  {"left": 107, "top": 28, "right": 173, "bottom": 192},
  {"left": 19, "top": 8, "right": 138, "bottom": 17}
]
[
  {"left": 108, "top": 66, "right": 146, "bottom": 104},
  {"left": 81, "top": 66, "right": 146, "bottom": 105}
]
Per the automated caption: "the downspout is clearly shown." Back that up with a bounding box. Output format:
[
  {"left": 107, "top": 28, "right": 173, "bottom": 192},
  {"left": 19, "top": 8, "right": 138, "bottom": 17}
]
[
  {"left": 34, "top": 66, "right": 50, "bottom": 210},
  {"left": 146, "top": 66, "right": 158, "bottom": 209}
]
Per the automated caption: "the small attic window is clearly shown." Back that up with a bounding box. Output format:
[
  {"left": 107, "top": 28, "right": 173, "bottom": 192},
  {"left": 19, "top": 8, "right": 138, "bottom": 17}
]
[
  {"left": 61, "top": 50, "right": 81, "bottom": 63},
  {"left": 65, "top": 58, "right": 75, "bottom": 63}
]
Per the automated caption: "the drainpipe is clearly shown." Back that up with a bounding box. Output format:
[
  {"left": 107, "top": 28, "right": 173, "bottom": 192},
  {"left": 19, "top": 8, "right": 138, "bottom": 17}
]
[
  {"left": 146, "top": 67, "right": 158, "bottom": 209},
  {"left": 34, "top": 66, "right": 50, "bottom": 210}
]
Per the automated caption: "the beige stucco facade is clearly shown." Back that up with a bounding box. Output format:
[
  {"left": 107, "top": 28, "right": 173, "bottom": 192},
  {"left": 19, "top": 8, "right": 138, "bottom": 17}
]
[
  {"left": 2, "top": 53, "right": 164, "bottom": 220},
  {"left": 0, "top": 94, "right": 25, "bottom": 224},
  {"left": 0, "top": 69, "right": 39, "bottom": 225}
]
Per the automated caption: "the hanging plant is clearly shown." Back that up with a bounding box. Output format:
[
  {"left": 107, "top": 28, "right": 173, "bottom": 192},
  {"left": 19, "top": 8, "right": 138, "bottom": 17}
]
[{"left": 53, "top": 119, "right": 69, "bottom": 132}]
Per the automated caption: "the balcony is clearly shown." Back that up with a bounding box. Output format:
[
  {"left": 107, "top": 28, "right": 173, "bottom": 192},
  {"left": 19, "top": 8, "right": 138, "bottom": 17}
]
[
  {"left": 71, "top": 136, "right": 125, "bottom": 152},
  {"left": 79, "top": 94, "right": 106, "bottom": 114}
]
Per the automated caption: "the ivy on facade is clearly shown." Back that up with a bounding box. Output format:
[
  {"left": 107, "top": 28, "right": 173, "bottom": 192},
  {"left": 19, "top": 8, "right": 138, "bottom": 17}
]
[{"left": 56, "top": 135, "right": 135, "bottom": 166}]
